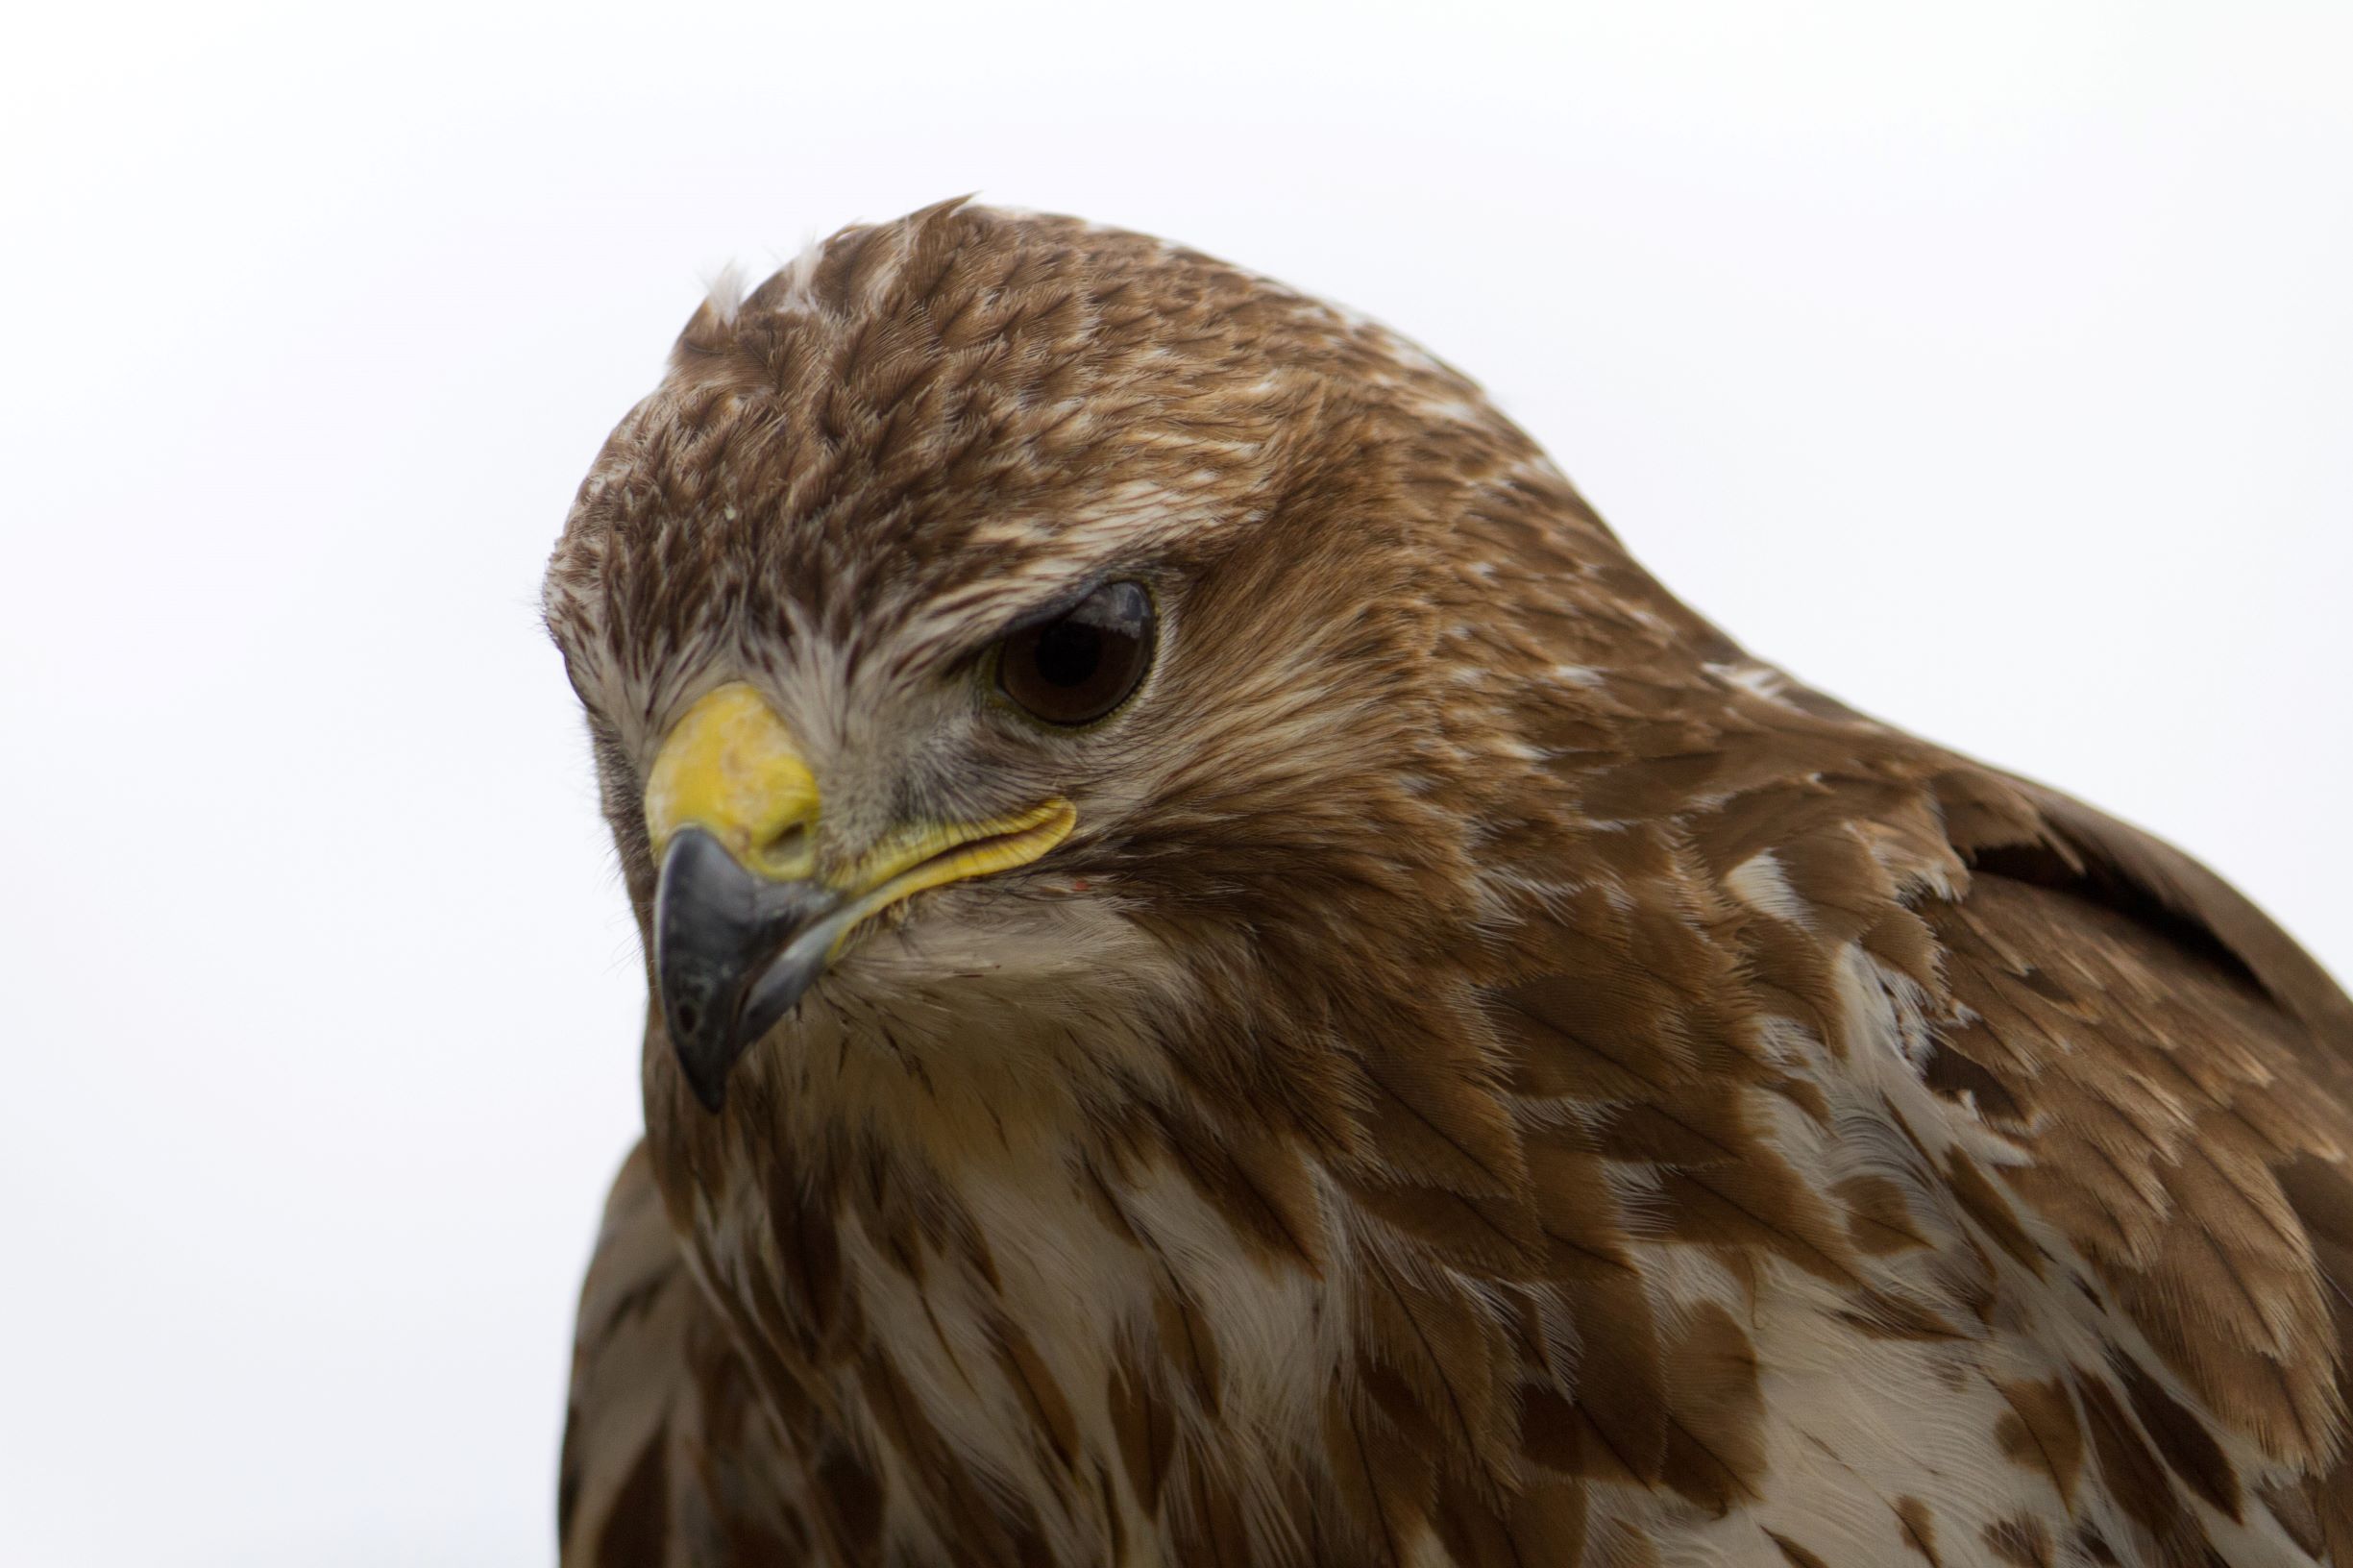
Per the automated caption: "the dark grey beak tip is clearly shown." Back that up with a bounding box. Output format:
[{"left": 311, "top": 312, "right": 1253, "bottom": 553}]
[
  {"left": 652, "top": 827, "right": 840, "bottom": 1116},
  {"left": 679, "top": 1052, "right": 730, "bottom": 1115}
]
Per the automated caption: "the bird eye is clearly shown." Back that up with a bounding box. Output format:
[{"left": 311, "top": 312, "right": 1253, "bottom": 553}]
[{"left": 995, "top": 580, "right": 1156, "bottom": 725}]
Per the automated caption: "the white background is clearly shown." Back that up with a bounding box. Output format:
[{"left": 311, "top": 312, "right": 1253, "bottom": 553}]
[{"left": 3, "top": 3, "right": 2347, "bottom": 1563}]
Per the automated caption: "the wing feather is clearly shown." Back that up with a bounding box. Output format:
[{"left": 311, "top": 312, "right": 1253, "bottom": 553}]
[{"left": 1924, "top": 768, "right": 2353, "bottom": 1539}]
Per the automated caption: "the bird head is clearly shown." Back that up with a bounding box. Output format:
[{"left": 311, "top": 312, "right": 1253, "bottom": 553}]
[{"left": 545, "top": 201, "right": 1685, "bottom": 1166}]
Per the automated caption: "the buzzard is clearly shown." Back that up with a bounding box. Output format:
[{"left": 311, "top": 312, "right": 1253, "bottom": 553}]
[{"left": 546, "top": 201, "right": 2352, "bottom": 1567}]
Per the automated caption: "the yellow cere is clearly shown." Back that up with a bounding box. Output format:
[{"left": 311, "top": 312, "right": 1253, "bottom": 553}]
[{"left": 642, "top": 683, "right": 821, "bottom": 877}]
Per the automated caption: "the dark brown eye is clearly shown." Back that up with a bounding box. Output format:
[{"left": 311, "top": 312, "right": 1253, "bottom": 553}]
[{"left": 996, "top": 580, "right": 1156, "bottom": 725}]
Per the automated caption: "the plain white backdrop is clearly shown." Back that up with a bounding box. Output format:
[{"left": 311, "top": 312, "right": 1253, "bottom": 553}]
[{"left": 3, "top": 3, "right": 2347, "bottom": 1563}]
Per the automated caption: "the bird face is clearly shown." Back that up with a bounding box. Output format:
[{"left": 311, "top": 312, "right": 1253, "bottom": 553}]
[
  {"left": 545, "top": 203, "right": 1573, "bottom": 1139},
  {"left": 633, "top": 576, "right": 1161, "bottom": 1111},
  {"left": 552, "top": 547, "right": 1209, "bottom": 1116}
]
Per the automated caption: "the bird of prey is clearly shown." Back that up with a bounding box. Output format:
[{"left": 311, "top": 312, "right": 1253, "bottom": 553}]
[{"left": 546, "top": 200, "right": 2352, "bottom": 1568}]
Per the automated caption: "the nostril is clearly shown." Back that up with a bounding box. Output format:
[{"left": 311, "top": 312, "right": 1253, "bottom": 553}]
[
  {"left": 677, "top": 1003, "right": 700, "bottom": 1031},
  {"left": 754, "top": 821, "right": 812, "bottom": 870}
]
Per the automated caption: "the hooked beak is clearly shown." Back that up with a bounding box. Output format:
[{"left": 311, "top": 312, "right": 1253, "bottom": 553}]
[
  {"left": 652, "top": 827, "right": 844, "bottom": 1111},
  {"left": 643, "top": 683, "right": 1075, "bottom": 1113}
]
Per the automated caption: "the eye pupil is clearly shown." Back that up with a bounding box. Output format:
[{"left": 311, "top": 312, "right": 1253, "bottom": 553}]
[
  {"left": 995, "top": 580, "right": 1156, "bottom": 725},
  {"left": 1031, "top": 622, "right": 1104, "bottom": 689}
]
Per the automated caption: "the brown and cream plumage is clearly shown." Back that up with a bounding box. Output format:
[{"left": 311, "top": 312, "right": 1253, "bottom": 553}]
[{"left": 545, "top": 199, "right": 2353, "bottom": 1567}]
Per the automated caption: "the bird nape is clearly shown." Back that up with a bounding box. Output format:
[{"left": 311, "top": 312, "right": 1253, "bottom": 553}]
[{"left": 545, "top": 200, "right": 2353, "bottom": 1568}]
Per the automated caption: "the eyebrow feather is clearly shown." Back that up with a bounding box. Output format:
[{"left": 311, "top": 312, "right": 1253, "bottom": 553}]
[{"left": 892, "top": 565, "right": 1136, "bottom": 676}]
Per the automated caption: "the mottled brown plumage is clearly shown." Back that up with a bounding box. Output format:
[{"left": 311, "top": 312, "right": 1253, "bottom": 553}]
[{"left": 547, "top": 200, "right": 2353, "bottom": 1566}]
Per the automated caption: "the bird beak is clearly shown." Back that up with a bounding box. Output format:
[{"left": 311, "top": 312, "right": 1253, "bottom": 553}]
[
  {"left": 651, "top": 827, "right": 845, "bottom": 1114},
  {"left": 643, "top": 682, "right": 1076, "bottom": 1113}
]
